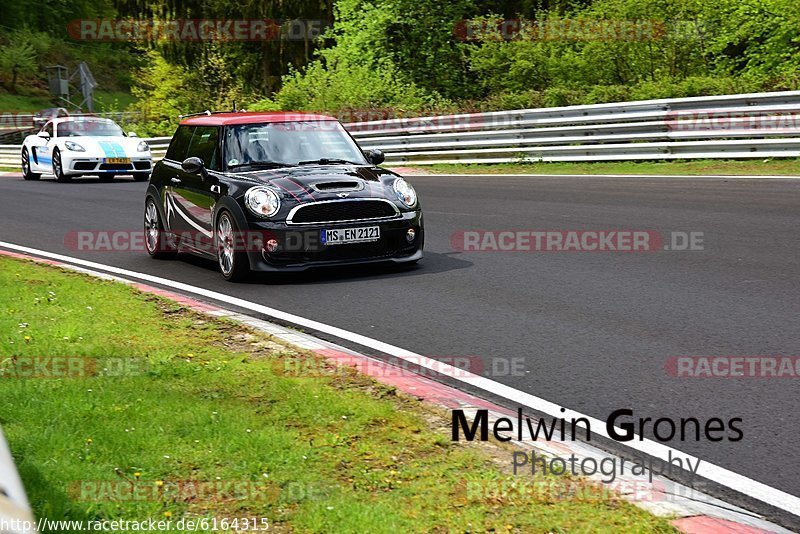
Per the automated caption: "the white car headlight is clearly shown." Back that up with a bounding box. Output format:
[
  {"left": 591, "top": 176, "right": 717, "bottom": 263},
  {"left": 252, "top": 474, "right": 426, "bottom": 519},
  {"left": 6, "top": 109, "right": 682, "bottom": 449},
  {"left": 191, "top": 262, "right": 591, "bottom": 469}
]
[
  {"left": 245, "top": 187, "right": 281, "bottom": 218},
  {"left": 64, "top": 141, "right": 85, "bottom": 152},
  {"left": 393, "top": 178, "right": 417, "bottom": 208},
  {"left": 137, "top": 141, "right": 150, "bottom": 152}
]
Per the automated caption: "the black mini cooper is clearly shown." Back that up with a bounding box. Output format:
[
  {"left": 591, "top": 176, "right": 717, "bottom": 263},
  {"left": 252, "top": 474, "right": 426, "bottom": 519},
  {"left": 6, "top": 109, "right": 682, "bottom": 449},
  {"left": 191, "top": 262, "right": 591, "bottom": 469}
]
[{"left": 144, "top": 112, "right": 423, "bottom": 281}]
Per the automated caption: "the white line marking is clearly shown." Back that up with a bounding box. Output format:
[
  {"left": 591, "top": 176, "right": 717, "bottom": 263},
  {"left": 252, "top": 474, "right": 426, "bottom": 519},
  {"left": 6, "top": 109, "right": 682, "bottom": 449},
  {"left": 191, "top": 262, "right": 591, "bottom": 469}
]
[{"left": 1, "top": 240, "right": 799, "bottom": 518}]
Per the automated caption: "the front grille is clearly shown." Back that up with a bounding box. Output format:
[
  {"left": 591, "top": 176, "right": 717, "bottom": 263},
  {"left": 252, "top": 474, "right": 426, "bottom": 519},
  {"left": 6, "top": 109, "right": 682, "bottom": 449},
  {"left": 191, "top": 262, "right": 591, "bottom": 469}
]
[
  {"left": 265, "top": 229, "right": 417, "bottom": 265},
  {"left": 74, "top": 162, "right": 96, "bottom": 170},
  {"left": 289, "top": 200, "right": 398, "bottom": 225},
  {"left": 133, "top": 161, "right": 151, "bottom": 170},
  {"left": 99, "top": 163, "right": 133, "bottom": 170}
]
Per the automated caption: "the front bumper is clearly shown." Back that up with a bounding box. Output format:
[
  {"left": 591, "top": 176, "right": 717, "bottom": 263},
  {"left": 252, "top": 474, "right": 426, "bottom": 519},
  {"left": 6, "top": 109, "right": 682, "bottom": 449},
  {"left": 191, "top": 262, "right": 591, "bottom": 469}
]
[
  {"left": 65, "top": 156, "right": 152, "bottom": 175},
  {"left": 245, "top": 210, "right": 424, "bottom": 272}
]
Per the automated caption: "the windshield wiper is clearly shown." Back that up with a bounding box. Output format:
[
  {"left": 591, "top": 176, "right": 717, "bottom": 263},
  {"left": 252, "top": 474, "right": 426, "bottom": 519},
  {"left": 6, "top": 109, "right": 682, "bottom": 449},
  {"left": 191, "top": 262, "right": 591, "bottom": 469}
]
[{"left": 298, "top": 158, "right": 361, "bottom": 166}]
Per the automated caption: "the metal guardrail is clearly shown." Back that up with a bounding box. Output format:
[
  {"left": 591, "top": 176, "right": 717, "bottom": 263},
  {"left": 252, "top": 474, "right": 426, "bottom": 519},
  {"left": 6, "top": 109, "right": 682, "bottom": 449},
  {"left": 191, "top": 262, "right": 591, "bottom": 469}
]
[
  {"left": 2, "top": 92, "right": 799, "bottom": 169},
  {"left": 348, "top": 91, "right": 800, "bottom": 164}
]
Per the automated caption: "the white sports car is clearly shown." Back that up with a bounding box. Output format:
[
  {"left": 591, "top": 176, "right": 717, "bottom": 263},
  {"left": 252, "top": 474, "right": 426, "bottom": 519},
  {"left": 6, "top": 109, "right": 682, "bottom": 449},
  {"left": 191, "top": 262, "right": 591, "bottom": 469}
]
[{"left": 21, "top": 116, "right": 152, "bottom": 182}]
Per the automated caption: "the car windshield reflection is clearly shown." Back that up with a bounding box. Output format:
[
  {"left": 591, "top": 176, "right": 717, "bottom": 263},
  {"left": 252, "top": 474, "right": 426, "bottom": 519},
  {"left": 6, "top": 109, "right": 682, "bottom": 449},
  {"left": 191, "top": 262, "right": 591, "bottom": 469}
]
[
  {"left": 224, "top": 121, "right": 367, "bottom": 169},
  {"left": 57, "top": 120, "right": 125, "bottom": 138}
]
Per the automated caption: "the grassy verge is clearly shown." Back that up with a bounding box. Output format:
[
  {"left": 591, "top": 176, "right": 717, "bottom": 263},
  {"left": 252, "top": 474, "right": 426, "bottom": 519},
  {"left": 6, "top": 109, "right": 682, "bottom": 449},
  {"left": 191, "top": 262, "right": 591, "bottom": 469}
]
[
  {"left": 0, "top": 93, "right": 54, "bottom": 113},
  {"left": 0, "top": 167, "right": 17, "bottom": 172},
  {"left": 0, "top": 257, "right": 674, "bottom": 533},
  {"left": 0, "top": 90, "right": 135, "bottom": 113},
  {"left": 94, "top": 91, "right": 138, "bottom": 113},
  {"left": 414, "top": 159, "right": 800, "bottom": 176}
]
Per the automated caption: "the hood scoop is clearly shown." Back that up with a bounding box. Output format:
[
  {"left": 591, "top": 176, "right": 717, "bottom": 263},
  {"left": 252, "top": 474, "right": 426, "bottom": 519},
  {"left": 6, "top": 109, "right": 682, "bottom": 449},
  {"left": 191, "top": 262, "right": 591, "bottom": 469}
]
[{"left": 312, "top": 180, "right": 364, "bottom": 193}]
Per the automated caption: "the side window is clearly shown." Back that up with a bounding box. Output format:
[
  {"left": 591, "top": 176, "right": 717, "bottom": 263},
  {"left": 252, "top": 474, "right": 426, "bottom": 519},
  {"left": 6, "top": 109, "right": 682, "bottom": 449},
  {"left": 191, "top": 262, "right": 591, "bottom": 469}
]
[
  {"left": 43, "top": 122, "right": 54, "bottom": 137},
  {"left": 187, "top": 126, "right": 220, "bottom": 170},
  {"left": 165, "top": 126, "right": 193, "bottom": 162}
]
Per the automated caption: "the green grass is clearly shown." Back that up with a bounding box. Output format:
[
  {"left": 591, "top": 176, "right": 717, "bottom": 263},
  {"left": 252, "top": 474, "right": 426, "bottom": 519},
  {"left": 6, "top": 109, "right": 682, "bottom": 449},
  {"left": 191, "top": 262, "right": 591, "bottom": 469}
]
[
  {"left": 415, "top": 159, "right": 800, "bottom": 176},
  {"left": 0, "top": 257, "right": 674, "bottom": 533},
  {"left": 0, "top": 92, "right": 54, "bottom": 113},
  {"left": 94, "top": 91, "right": 137, "bottom": 113},
  {"left": 0, "top": 90, "right": 135, "bottom": 113}
]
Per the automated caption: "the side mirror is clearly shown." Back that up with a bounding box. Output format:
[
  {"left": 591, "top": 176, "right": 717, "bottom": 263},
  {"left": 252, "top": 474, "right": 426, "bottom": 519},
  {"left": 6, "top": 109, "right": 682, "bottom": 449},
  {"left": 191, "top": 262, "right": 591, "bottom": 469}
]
[
  {"left": 366, "top": 149, "right": 385, "bottom": 165},
  {"left": 36, "top": 131, "right": 50, "bottom": 140},
  {"left": 181, "top": 156, "right": 205, "bottom": 175},
  {"left": 128, "top": 132, "right": 138, "bottom": 138}
]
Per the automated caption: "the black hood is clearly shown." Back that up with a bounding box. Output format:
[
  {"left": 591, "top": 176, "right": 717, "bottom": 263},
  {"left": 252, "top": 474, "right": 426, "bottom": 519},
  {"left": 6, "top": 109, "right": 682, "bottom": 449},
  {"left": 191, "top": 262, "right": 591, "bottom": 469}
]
[{"left": 235, "top": 164, "right": 403, "bottom": 203}]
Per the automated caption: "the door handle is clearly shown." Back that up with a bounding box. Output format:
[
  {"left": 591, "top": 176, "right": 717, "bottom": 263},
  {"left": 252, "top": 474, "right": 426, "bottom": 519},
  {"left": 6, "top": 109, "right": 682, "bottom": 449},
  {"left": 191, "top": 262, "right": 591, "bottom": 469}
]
[{"left": 170, "top": 177, "right": 182, "bottom": 184}]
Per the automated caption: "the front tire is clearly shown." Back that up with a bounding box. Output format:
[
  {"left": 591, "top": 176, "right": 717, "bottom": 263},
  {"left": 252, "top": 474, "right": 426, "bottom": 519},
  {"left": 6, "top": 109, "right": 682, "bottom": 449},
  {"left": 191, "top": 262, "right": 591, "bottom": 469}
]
[
  {"left": 215, "top": 211, "right": 250, "bottom": 282},
  {"left": 52, "top": 149, "right": 70, "bottom": 182},
  {"left": 144, "top": 197, "right": 177, "bottom": 259},
  {"left": 21, "top": 148, "right": 40, "bottom": 180}
]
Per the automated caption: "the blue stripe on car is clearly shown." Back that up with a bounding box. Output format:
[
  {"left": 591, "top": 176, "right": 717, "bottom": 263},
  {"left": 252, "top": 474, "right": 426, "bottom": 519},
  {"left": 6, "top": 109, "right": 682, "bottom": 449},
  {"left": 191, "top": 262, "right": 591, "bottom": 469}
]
[{"left": 98, "top": 141, "right": 126, "bottom": 158}]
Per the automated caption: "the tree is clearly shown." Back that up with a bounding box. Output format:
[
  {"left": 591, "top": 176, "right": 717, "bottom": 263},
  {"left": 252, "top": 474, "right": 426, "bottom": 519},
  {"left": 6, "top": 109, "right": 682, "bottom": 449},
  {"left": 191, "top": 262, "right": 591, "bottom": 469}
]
[{"left": 0, "top": 41, "right": 37, "bottom": 92}]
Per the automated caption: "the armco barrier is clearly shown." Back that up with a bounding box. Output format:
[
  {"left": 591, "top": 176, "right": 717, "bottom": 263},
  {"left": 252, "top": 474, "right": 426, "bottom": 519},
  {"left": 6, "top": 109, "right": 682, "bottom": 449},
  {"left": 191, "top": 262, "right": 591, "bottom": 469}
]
[
  {"left": 349, "top": 91, "right": 800, "bottom": 164},
  {"left": 2, "top": 91, "right": 799, "bottom": 169}
]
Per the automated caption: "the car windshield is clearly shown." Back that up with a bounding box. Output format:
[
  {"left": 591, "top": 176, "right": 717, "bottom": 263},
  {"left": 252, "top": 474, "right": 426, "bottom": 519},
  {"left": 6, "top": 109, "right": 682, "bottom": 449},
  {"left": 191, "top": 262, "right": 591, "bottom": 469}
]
[
  {"left": 57, "top": 120, "right": 125, "bottom": 137},
  {"left": 224, "top": 121, "right": 367, "bottom": 169}
]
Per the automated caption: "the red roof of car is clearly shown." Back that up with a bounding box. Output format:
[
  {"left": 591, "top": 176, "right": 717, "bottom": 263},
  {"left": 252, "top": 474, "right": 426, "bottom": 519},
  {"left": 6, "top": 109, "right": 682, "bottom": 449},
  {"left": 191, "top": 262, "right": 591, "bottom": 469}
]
[{"left": 180, "top": 112, "right": 337, "bottom": 126}]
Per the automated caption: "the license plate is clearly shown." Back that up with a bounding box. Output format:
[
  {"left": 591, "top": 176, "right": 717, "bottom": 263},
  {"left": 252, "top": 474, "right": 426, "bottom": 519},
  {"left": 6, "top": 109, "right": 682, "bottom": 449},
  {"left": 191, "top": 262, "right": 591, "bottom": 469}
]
[
  {"left": 104, "top": 158, "right": 130, "bottom": 164},
  {"left": 321, "top": 226, "right": 380, "bottom": 245}
]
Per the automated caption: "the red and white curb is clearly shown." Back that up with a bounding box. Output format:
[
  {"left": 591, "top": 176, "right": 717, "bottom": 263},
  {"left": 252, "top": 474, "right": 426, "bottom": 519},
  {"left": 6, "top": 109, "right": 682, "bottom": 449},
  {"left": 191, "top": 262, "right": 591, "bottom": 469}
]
[{"left": 0, "top": 248, "right": 793, "bottom": 534}]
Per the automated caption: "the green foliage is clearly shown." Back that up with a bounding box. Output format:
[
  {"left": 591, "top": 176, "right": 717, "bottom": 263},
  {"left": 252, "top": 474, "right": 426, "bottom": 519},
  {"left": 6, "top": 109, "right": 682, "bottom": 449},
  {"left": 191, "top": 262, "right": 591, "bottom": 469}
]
[
  {"left": 467, "top": 0, "right": 800, "bottom": 106},
  {"left": 0, "top": 37, "right": 37, "bottom": 92},
  {"left": 127, "top": 51, "right": 197, "bottom": 136},
  {"left": 126, "top": 49, "right": 257, "bottom": 136},
  {"left": 274, "top": 61, "right": 447, "bottom": 113},
  {"left": 266, "top": 0, "right": 471, "bottom": 113},
  {"left": 0, "top": 0, "right": 115, "bottom": 35},
  {"left": 4, "top": 0, "right": 799, "bottom": 128}
]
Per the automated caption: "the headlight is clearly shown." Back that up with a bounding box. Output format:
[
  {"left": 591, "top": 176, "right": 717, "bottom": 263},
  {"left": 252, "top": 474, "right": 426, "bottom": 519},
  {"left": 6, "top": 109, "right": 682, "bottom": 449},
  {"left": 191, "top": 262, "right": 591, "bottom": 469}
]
[
  {"left": 137, "top": 141, "right": 150, "bottom": 152},
  {"left": 64, "top": 141, "right": 85, "bottom": 152},
  {"left": 245, "top": 187, "right": 281, "bottom": 218},
  {"left": 393, "top": 178, "right": 417, "bottom": 208}
]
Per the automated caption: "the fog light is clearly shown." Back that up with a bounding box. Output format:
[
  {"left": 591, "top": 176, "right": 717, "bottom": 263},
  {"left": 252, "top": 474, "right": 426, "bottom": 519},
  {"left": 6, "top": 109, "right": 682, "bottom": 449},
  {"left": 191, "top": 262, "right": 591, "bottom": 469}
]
[
  {"left": 406, "top": 228, "right": 416, "bottom": 243},
  {"left": 265, "top": 239, "right": 279, "bottom": 253}
]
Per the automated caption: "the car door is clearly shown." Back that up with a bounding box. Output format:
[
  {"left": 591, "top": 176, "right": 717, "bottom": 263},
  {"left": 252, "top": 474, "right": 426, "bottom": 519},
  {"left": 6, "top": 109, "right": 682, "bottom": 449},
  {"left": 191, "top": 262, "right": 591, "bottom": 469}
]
[
  {"left": 169, "top": 126, "right": 221, "bottom": 254},
  {"left": 31, "top": 122, "right": 55, "bottom": 172},
  {"left": 160, "top": 125, "right": 193, "bottom": 239}
]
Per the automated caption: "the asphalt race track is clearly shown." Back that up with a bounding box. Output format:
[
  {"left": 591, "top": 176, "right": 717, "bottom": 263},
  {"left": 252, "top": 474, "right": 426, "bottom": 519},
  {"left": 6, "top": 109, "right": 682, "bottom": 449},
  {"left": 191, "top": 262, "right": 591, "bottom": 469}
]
[{"left": 1, "top": 173, "right": 798, "bottom": 506}]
